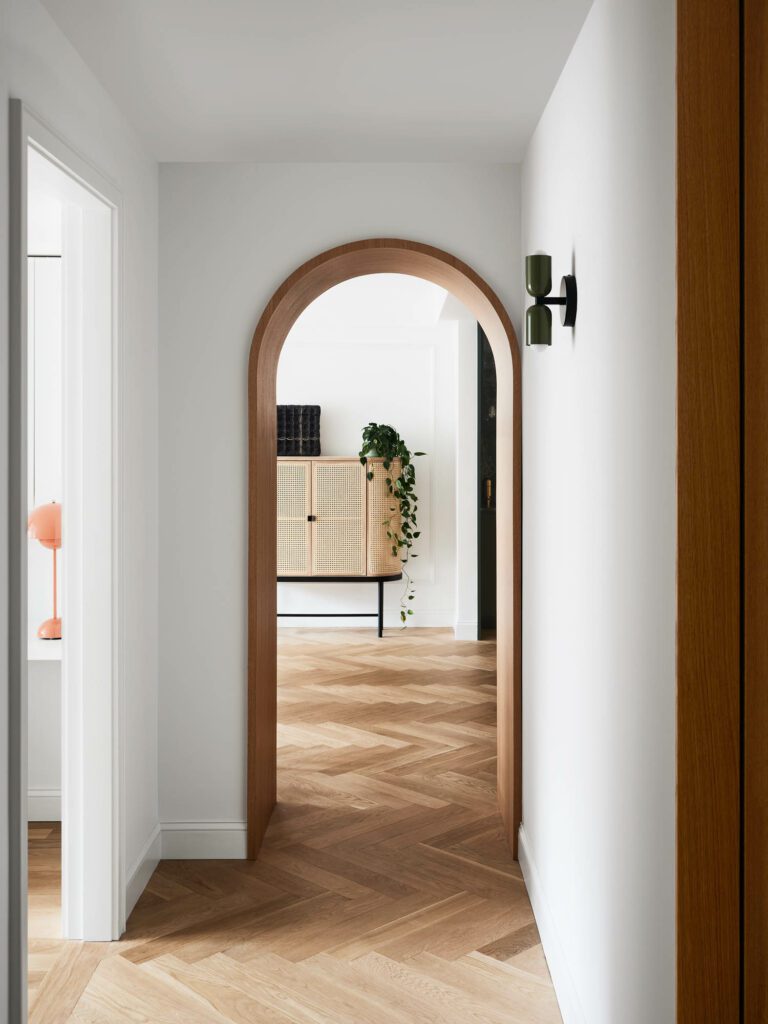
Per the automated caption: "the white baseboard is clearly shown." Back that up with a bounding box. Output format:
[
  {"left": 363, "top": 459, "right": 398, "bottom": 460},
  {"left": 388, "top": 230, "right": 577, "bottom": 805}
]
[
  {"left": 388, "top": 610, "right": 455, "bottom": 627},
  {"left": 161, "top": 820, "right": 247, "bottom": 859},
  {"left": 126, "top": 823, "right": 161, "bottom": 918},
  {"left": 278, "top": 611, "right": 456, "bottom": 630},
  {"left": 453, "top": 620, "right": 479, "bottom": 641},
  {"left": 28, "top": 788, "right": 61, "bottom": 821},
  {"left": 518, "top": 825, "right": 586, "bottom": 1024}
]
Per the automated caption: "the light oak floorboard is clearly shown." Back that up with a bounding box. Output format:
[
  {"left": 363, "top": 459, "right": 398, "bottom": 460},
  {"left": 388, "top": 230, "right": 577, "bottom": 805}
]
[{"left": 28, "top": 629, "right": 560, "bottom": 1022}]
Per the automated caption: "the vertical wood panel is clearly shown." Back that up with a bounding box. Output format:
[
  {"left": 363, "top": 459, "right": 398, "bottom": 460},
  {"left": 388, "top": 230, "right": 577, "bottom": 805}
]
[
  {"left": 744, "top": 0, "right": 768, "bottom": 1016},
  {"left": 677, "top": 0, "right": 741, "bottom": 1019}
]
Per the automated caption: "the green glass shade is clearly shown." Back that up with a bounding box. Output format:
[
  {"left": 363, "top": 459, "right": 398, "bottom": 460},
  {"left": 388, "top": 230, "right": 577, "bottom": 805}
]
[
  {"left": 525, "top": 254, "right": 552, "bottom": 298},
  {"left": 526, "top": 303, "right": 552, "bottom": 346}
]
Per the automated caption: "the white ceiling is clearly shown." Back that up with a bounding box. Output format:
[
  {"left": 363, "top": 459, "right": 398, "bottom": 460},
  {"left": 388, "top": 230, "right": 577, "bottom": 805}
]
[{"left": 40, "top": 0, "right": 592, "bottom": 162}]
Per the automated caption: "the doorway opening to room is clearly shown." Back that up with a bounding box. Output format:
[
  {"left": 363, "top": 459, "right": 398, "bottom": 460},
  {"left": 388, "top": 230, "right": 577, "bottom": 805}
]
[
  {"left": 269, "top": 268, "right": 514, "bottom": 896},
  {"left": 477, "top": 327, "right": 497, "bottom": 638},
  {"left": 243, "top": 244, "right": 544, "bottom": 991},
  {"left": 9, "top": 103, "right": 123, "bottom": 1021},
  {"left": 246, "top": 240, "right": 522, "bottom": 849}
]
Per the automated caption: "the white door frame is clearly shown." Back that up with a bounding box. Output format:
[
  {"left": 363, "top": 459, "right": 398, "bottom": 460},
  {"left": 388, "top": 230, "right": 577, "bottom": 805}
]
[{"left": 8, "top": 98, "right": 124, "bottom": 1020}]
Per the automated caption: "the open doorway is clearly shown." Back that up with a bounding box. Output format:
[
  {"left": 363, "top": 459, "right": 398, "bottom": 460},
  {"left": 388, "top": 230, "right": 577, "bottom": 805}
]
[
  {"left": 477, "top": 327, "right": 497, "bottom": 638},
  {"left": 26, "top": 147, "right": 65, "bottom": 1002},
  {"left": 247, "top": 240, "right": 522, "bottom": 861},
  {"left": 9, "top": 103, "right": 123, "bottom": 1019},
  {"left": 271, "top": 270, "right": 485, "bottom": 844}
]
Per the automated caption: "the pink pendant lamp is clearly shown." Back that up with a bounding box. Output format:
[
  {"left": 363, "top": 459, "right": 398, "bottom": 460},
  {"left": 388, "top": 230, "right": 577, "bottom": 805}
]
[{"left": 28, "top": 501, "right": 62, "bottom": 640}]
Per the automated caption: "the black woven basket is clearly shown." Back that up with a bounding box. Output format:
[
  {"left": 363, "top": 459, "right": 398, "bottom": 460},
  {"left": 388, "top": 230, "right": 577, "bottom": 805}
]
[{"left": 277, "top": 405, "right": 321, "bottom": 456}]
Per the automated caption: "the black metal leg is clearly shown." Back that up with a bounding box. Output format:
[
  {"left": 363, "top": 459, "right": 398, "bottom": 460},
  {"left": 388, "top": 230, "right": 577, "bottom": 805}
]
[{"left": 378, "top": 580, "right": 384, "bottom": 638}]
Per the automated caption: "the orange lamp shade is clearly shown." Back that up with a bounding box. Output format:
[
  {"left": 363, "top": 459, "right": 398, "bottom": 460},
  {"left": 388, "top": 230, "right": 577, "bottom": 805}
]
[{"left": 28, "top": 501, "right": 61, "bottom": 550}]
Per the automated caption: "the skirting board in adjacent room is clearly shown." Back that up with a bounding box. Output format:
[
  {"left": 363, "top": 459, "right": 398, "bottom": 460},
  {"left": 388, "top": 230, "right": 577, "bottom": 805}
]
[
  {"left": 161, "top": 821, "right": 247, "bottom": 859},
  {"left": 277, "top": 611, "right": 456, "bottom": 630},
  {"left": 454, "top": 620, "right": 479, "bottom": 641},
  {"left": 518, "top": 825, "right": 585, "bottom": 1024},
  {"left": 126, "top": 824, "right": 161, "bottom": 918},
  {"left": 28, "top": 788, "right": 61, "bottom": 821}
]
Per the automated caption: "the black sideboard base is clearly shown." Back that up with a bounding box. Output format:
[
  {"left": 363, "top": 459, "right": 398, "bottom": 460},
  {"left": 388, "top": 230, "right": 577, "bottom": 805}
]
[{"left": 277, "top": 574, "right": 403, "bottom": 639}]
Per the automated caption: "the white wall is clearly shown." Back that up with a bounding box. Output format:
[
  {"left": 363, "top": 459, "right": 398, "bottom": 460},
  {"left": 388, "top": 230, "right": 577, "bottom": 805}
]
[
  {"left": 443, "top": 296, "right": 480, "bottom": 641},
  {"left": 277, "top": 273, "right": 462, "bottom": 629},
  {"left": 0, "top": 0, "right": 160, "bottom": 966},
  {"left": 158, "top": 162, "right": 520, "bottom": 849},
  {"left": 27, "top": 662, "right": 60, "bottom": 820},
  {"left": 519, "top": 1, "right": 676, "bottom": 1022}
]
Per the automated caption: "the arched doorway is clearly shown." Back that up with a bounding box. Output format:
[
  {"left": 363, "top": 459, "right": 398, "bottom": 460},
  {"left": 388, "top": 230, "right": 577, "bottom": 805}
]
[{"left": 247, "top": 238, "right": 521, "bottom": 858}]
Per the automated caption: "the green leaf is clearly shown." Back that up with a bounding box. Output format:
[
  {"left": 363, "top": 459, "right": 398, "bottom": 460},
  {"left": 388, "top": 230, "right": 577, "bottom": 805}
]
[{"left": 360, "top": 421, "right": 425, "bottom": 621}]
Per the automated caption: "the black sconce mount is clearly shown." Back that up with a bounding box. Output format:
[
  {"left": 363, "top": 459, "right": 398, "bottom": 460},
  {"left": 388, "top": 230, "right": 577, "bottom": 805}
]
[{"left": 525, "top": 254, "right": 577, "bottom": 346}]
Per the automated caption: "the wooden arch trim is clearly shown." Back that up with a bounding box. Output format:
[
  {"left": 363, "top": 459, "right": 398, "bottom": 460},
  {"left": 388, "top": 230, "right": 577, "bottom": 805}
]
[{"left": 247, "top": 238, "right": 522, "bottom": 858}]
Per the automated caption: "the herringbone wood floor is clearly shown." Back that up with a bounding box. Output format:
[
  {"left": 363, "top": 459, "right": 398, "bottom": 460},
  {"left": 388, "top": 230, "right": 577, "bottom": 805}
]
[{"left": 28, "top": 629, "right": 561, "bottom": 1023}]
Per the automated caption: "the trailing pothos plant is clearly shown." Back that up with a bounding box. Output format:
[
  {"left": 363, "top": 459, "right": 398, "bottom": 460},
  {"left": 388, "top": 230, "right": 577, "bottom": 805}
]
[{"left": 359, "top": 423, "right": 424, "bottom": 625}]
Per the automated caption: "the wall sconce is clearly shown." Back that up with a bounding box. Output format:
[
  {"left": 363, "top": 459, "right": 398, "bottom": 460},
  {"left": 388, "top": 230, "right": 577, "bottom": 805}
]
[{"left": 525, "top": 254, "right": 577, "bottom": 346}]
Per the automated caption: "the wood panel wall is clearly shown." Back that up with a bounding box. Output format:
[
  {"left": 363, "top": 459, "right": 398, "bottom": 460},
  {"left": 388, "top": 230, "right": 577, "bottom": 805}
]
[
  {"left": 677, "top": 0, "right": 741, "bottom": 1019},
  {"left": 744, "top": 0, "right": 768, "bottom": 1017}
]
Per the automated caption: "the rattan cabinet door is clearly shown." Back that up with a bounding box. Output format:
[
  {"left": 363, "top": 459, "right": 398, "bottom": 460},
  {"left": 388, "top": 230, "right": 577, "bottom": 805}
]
[
  {"left": 311, "top": 460, "right": 366, "bottom": 576},
  {"left": 277, "top": 460, "right": 311, "bottom": 575}
]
